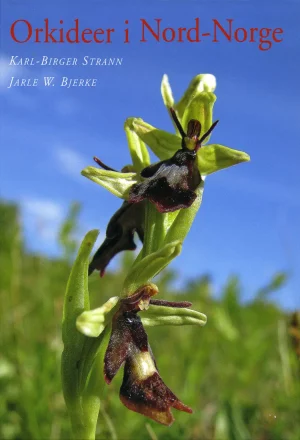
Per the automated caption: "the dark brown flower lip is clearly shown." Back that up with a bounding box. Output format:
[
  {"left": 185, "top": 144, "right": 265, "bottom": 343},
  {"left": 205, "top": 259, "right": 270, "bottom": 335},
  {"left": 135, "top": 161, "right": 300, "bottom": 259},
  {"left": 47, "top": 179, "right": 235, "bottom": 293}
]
[
  {"left": 120, "top": 369, "right": 193, "bottom": 426},
  {"left": 128, "top": 158, "right": 200, "bottom": 213}
]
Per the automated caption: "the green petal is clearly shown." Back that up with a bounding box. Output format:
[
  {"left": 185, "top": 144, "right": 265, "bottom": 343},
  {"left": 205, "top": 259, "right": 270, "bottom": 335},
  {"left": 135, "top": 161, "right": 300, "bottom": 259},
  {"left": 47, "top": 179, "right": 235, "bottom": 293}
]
[
  {"left": 141, "top": 304, "right": 207, "bottom": 327},
  {"left": 122, "top": 241, "right": 182, "bottom": 297},
  {"left": 76, "top": 297, "right": 119, "bottom": 338},
  {"left": 176, "top": 74, "right": 216, "bottom": 118},
  {"left": 81, "top": 167, "right": 138, "bottom": 199},
  {"left": 131, "top": 118, "right": 180, "bottom": 161},
  {"left": 198, "top": 144, "right": 250, "bottom": 176},
  {"left": 181, "top": 92, "right": 216, "bottom": 144},
  {"left": 124, "top": 118, "right": 150, "bottom": 173}
]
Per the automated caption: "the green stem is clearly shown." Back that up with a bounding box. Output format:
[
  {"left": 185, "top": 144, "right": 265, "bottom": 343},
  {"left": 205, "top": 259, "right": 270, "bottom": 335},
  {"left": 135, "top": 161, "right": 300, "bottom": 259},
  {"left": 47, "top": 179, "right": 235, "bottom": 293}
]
[
  {"left": 142, "top": 201, "right": 166, "bottom": 257},
  {"left": 70, "top": 408, "right": 97, "bottom": 440}
]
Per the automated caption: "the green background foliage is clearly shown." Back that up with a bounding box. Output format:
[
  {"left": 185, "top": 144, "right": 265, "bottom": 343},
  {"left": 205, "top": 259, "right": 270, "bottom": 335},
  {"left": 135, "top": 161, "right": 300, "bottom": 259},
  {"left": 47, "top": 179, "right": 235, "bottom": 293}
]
[{"left": 0, "top": 200, "right": 299, "bottom": 440}]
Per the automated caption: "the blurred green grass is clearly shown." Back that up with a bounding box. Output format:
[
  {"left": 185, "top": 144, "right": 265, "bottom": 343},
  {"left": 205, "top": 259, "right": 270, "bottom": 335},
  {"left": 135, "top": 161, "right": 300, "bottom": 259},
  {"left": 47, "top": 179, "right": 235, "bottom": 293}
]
[{"left": 0, "top": 200, "right": 299, "bottom": 440}]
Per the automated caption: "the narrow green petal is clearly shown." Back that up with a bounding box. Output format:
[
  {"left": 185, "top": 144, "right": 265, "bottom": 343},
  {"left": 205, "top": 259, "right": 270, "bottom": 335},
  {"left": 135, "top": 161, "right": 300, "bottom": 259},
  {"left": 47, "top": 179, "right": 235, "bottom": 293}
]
[
  {"left": 81, "top": 167, "right": 138, "bottom": 199},
  {"left": 198, "top": 144, "right": 250, "bottom": 176},
  {"left": 124, "top": 118, "right": 150, "bottom": 173},
  {"left": 131, "top": 118, "right": 181, "bottom": 161},
  {"left": 176, "top": 74, "right": 216, "bottom": 118},
  {"left": 122, "top": 241, "right": 182, "bottom": 297},
  {"left": 142, "top": 304, "right": 207, "bottom": 327}
]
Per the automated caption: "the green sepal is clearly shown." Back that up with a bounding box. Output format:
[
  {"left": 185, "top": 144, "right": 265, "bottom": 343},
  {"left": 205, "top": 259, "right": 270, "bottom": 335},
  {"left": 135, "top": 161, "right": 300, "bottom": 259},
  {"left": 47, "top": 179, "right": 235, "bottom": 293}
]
[
  {"left": 124, "top": 118, "right": 151, "bottom": 173},
  {"left": 131, "top": 118, "right": 181, "bottom": 161},
  {"left": 81, "top": 167, "right": 138, "bottom": 199},
  {"left": 181, "top": 92, "right": 216, "bottom": 144},
  {"left": 122, "top": 241, "right": 182, "bottom": 297},
  {"left": 76, "top": 297, "right": 119, "bottom": 338},
  {"left": 198, "top": 144, "right": 250, "bottom": 176},
  {"left": 141, "top": 304, "right": 207, "bottom": 327},
  {"left": 175, "top": 74, "right": 216, "bottom": 118}
]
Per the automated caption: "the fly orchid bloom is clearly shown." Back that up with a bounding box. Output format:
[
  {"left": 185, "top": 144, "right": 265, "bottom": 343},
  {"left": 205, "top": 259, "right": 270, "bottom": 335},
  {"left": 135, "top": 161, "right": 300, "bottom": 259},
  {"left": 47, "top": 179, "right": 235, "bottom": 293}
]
[
  {"left": 129, "top": 108, "right": 219, "bottom": 213},
  {"left": 61, "top": 73, "right": 250, "bottom": 440},
  {"left": 104, "top": 285, "right": 193, "bottom": 425}
]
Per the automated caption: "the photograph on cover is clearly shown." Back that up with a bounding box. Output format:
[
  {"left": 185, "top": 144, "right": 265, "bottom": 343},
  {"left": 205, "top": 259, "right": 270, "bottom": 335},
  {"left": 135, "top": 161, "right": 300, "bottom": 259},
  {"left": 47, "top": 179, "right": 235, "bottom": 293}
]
[{"left": 1, "top": 1, "right": 300, "bottom": 439}]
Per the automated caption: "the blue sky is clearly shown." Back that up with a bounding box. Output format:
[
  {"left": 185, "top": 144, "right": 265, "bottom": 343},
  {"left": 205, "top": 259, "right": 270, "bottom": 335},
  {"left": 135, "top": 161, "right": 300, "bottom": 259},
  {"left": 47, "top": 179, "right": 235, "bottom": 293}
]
[{"left": 1, "top": 0, "right": 299, "bottom": 309}]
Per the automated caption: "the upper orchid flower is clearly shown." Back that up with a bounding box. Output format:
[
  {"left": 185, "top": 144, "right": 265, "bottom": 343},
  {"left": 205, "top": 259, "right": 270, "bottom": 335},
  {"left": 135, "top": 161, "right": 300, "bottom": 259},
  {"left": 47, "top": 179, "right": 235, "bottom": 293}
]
[
  {"left": 129, "top": 74, "right": 249, "bottom": 177},
  {"left": 128, "top": 108, "right": 219, "bottom": 213}
]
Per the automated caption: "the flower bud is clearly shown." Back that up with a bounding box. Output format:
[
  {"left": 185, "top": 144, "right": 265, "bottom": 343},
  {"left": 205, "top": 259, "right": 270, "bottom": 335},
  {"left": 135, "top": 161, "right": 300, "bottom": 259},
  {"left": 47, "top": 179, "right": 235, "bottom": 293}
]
[
  {"left": 175, "top": 74, "right": 216, "bottom": 118},
  {"left": 122, "top": 242, "right": 181, "bottom": 297}
]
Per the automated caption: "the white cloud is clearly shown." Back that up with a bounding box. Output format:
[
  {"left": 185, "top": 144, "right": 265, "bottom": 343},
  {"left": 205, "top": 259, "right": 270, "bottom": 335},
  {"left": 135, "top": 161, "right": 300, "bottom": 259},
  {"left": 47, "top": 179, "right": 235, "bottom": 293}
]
[
  {"left": 0, "top": 55, "right": 39, "bottom": 110},
  {"left": 23, "top": 198, "right": 63, "bottom": 221},
  {"left": 21, "top": 197, "right": 64, "bottom": 243},
  {"left": 54, "top": 145, "right": 87, "bottom": 179},
  {"left": 0, "top": 55, "right": 27, "bottom": 89}
]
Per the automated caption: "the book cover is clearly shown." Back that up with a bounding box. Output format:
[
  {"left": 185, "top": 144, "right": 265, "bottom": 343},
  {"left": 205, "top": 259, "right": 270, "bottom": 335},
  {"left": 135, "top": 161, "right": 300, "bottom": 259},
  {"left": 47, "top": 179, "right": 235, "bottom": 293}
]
[{"left": 1, "top": 1, "right": 299, "bottom": 439}]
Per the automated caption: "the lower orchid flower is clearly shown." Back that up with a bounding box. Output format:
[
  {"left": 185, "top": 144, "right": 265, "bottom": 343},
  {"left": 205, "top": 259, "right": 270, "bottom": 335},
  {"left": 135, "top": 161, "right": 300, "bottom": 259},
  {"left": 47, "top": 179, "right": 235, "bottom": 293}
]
[{"left": 104, "top": 285, "right": 193, "bottom": 426}]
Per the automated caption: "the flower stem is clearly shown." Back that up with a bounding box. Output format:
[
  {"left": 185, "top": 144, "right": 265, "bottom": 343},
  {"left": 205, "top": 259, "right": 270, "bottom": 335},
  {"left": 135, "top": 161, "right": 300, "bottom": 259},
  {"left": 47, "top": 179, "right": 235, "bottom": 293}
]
[{"left": 142, "top": 201, "right": 166, "bottom": 257}]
